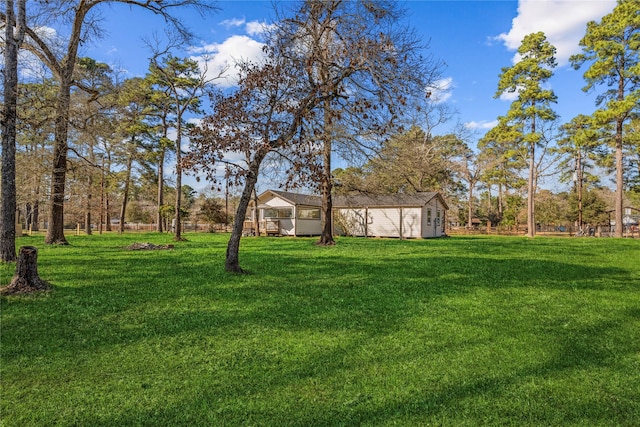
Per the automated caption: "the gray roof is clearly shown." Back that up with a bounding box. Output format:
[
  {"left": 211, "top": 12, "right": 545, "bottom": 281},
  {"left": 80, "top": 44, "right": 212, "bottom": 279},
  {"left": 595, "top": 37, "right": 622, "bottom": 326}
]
[
  {"left": 334, "top": 192, "right": 446, "bottom": 209},
  {"left": 263, "top": 190, "right": 447, "bottom": 210}
]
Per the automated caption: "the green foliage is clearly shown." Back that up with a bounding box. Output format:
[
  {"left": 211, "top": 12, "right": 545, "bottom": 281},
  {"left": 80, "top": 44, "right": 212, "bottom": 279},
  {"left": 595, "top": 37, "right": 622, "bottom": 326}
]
[
  {"left": 334, "top": 126, "right": 465, "bottom": 196},
  {"left": 502, "top": 194, "right": 526, "bottom": 227},
  {"left": 181, "top": 185, "right": 196, "bottom": 209},
  {"left": 625, "top": 118, "right": 640, "bottom": 192},
  {"left": 570, "top": 0, "right": 640, "bottom": 234},
  {"left": 495, "top": 31, "right": 558, "bottom": 136},
  {"left": 198, "top": 197, "right": 227, "bottom": 225},
  {"left": 494, "top": 31, "right": 558, "bottom": 236},
  {"left": 556, "top": 114, "right": 604, "bottom": 185},
  {"left": 1, "top": 233, "right": 639, "bottom": 425},
  {"left": 147, "top": 55, "right": 206, "bottom": 118},
  {"left": 125, "top": 201, "right": 154, "bottom": 224},
  {"left": 570, "top": 0, "right": 640, "bottom": 106},
  {"left": 566, "top": 189, "right": 610, "bottom": 225},
  {"left": 534, "top": 190, "right": 567, "bottom": 226},
  {"left": 159, "top": 204, "right": 189, "bottom": 220},
  {"left": 478, "top": 117, "right": 527, "bottom": 189}
]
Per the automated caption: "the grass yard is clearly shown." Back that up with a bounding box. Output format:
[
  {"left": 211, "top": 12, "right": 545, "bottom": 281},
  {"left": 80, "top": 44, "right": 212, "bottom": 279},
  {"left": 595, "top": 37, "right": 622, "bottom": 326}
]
[{"left": 1, "top": 233, "right": 639, "bottom": 426}]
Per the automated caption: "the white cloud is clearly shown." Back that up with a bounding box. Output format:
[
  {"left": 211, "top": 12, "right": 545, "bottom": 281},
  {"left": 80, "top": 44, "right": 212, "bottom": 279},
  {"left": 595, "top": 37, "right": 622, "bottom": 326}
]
[
  {"left": 190, "top": 35, "right": 266, "bottom": 87},
  {"left": 220, "top": 18, "right": 246, "bottom": 29},
  {"left": 496, "top": 0, "right": 616, "bottom": 66},
  {"left": 426, "top": 77, "right": 454, "bottom": 104},
  {"left": 499, "top": 88, "right": 520, "bottom": 102},
  {"left": 245, "top": 20, "right": 273, "bottom": 36},
  {"left": 465, "top": 120, "right": 499, "bottom": 130}
]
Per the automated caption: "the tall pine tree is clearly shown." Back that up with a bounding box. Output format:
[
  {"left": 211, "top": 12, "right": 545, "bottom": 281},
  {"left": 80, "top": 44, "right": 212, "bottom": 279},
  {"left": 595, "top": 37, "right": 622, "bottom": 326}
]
[
  {"left": 570, "top": 0, "right": 640, "bottom": 238},
  {"left": 495, "top": 31, "right": 558, "bottom": 237}
]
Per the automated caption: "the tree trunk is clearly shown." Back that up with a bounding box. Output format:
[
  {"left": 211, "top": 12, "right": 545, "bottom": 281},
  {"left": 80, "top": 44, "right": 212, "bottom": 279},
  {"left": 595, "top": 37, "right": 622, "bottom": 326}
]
[
  {"left": 26, "top": 203, "right": 32, "bottom": 231},
  {"left": 45, "top": 83, "right": 72, "bottom": 245},
  {"left": 174, "top": 155, "right": 183, "bottom": 240},
  {"left": 226, "top": 153, "right": 266, "bottom": 273},
  {"left": 577, "top": 149, "right": 583, "bottom": 228},
  {"left": 174, "top": 126, "right": 183, "bottom": 241},
  {"left": 85, "top": 174, "right": 93, "bottom": 235},
  {"left": 105, "top": 157, "right": 112, "bottom": 232},
  {"left": 527, "top": 141, "right": 536, "bottom": 238},
  {"left": 487, "top": 185, "right": 493, "bottom": 219},
  {"left": 467, "top": 186, "right": 473, "bottom": 228},
  {"left": 498, "top": 182, "right": 504, "bottom": 219},
  {"left": 119, "top": 144, "right": 134, "bottom": 234},
  {"left": 157, "top": 147, "right": 165, "bottom": 233},
  {"left": 318, "top": 99, "right": 335, "bottom": 246},
  {"left": 0, "top": 0, "right": 22, "bottom": 262},
  {"left": 614, "top": 118, "right": 624, "bottom": 238},
  {"left": 1, "top": 246, "right": 50, "bottom": 295},
  {"left": 31, "top": 200, "right": 40, "bottom": 231}
]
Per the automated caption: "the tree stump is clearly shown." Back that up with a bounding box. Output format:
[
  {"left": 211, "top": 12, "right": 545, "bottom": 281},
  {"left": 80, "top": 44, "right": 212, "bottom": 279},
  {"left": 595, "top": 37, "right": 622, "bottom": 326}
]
[{"left": 1, "top": 246, "right": 51, "bottom": 295}]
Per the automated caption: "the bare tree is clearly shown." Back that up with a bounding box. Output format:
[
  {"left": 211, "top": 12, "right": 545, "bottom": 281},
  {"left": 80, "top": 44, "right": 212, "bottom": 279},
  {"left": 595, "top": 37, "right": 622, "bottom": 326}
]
[
  {"left": 456, "top": 143, "right": 484, "bottom": 229},
  {"left": 274, "top": 0, "right": 441, "bottom": 245},
  {"left": 188, "top": 58, "right": 320, "bottom": 272},
  {"left": 189, "top": 0, "right": 441, "bottom": 272}
]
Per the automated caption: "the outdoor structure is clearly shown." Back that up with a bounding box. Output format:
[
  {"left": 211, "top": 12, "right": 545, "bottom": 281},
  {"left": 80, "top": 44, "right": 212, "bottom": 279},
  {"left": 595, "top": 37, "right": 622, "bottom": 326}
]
[
  {"left": 333, "top": 193, "right": 448, "bottom": 238},
  {"left": 246, "top": 190, "right": 324, "bottom": 237},
  {"left": 246, "top": 190, "right": 448, "bottom": 238}
]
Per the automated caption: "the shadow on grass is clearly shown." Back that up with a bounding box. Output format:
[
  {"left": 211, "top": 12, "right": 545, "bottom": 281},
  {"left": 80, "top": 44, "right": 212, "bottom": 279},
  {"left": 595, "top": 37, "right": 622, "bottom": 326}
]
[
  {"left": 2, "top": 238, "right": 634, "bottom": 357},
  {"left": 67, "top": 310, "right": 640, "bottom": 426},
  {"left": 2, "top": 235, "right": 638, "bottom": 425}
]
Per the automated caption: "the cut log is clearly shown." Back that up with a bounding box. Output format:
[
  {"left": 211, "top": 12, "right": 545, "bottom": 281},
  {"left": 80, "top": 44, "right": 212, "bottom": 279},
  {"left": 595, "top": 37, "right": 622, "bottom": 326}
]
[{"left": 1, "top": 246, "right": 51, "bottom": 295}]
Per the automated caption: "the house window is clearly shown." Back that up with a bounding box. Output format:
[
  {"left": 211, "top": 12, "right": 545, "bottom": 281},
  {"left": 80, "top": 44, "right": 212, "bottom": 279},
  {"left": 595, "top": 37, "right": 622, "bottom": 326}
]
[
  {"left": 263, "top": 208, "right": 293, "bottom": 219},
  {"left": 298, "top": 207, "right": 321, "bottom": 220},
  {"left": 427, "top": 208, "right": 432, "bottom": 226},
  {"left": 436, "top": 210, "right": 441, "bottom": 226}
]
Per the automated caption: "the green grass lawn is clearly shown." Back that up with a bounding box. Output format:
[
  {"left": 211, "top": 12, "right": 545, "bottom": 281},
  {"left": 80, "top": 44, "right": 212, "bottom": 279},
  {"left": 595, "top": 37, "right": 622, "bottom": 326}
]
[{"left": 1, "top": 233, "right": 639, "bottom": 426}]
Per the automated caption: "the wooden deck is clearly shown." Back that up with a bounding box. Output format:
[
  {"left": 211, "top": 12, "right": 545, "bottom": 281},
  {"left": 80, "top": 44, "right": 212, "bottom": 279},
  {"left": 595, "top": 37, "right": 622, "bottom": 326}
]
[{"left": 243, "top": 219, "right": 280, "bottom": 236}]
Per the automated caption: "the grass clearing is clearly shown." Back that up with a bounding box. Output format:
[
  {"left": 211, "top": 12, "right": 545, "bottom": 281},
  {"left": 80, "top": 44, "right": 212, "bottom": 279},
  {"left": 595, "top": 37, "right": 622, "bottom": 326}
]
[{"left": 1, "top": 233, "right": 639, "bottom": 426}]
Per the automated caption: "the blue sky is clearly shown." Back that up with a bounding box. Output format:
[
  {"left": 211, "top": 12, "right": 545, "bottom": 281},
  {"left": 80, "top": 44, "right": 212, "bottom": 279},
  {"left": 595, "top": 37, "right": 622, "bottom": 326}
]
[
  {"left": 81, "top": 0, "right": 618, "bottom": 191},
  {"left": 86, "top": 0, "right": 617, "bottom": 129}
]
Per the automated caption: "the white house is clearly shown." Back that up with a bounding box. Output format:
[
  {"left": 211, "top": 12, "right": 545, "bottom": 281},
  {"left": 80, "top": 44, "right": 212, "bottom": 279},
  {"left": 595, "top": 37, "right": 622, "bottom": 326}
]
[
  {"left": 248, "top": 190, "right": 448, "bottom": 238},
  {"left": 247, "top": 190, "right": 324, "bottom": 236}
]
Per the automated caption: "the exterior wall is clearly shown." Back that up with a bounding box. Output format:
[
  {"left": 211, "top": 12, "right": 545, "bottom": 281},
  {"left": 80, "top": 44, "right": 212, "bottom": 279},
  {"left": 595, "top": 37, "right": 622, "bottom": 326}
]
[
  {"left": 258, "top": 194, "right": 323, "bottom": 236},
  {"left": 368, "top": 208, "right": 401, "bottom": 237},
  {"left": 421, "top": 205, "right": 435, "bottom": 238},
  {"left": 260, "top": 196, "right": 295, "bottom": 235},
  {"left": 295, "top": 219, "right": 322, "bottom": 236},
  {"left": 336, "top": 206, "right": 439, "bottom": 238},
  {"left": 421, "top": 201, "right": 446, "bottom": 238},
  {"left": 277, "top": 218, "right": 295, "bottom": 235},
  {"left": 334, "top": 208, "right": 367, "bottom": 236},
  {"left": 266, "top": 195, "right": 292, "bottom": 206},
  {"left": 257, "top": 190, "right": 447, "bottom": 238},
  {"left": 295, "top": 205, "right": 323, "bottom": 236},
  {"left": 402, "top": 207, "right": 422, "bottom": 238}
]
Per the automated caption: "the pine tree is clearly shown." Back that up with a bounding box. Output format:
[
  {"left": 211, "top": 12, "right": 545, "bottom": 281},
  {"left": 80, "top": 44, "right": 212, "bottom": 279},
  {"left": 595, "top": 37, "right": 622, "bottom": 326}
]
[
  {"left": 570, "top": 0, "right": 640, "bottom": 238},
  {"left": 495, "top": 31, "right": 558, "bottom": 237}
]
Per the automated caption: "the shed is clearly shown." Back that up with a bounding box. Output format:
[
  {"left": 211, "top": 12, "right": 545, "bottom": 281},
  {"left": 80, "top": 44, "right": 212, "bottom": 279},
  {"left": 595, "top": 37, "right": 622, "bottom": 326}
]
[{"left": 333, "top": 192, "right": 448, "bottom": 238}]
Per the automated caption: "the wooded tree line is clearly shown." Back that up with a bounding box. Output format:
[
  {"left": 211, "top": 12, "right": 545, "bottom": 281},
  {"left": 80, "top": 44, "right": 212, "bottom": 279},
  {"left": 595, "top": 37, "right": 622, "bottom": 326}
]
[{"left": 1, "top": 0, "right": 639, "bottom": 271}]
